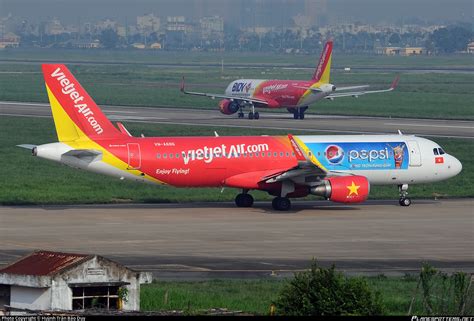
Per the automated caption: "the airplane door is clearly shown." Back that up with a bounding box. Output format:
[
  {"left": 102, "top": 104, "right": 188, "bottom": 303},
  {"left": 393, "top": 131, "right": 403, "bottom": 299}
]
[
  {"left": 127, "top": 143, "right": 141, "bottom": 169},
  {"left": 407, "top": 140, "right": 422, "bottom": 167}
]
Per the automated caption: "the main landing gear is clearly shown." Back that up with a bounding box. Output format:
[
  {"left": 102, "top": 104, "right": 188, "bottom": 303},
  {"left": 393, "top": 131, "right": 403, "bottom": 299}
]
[
  {"left": 272, "top": 196, "right": 291, "bottom": 211},
  {"left": 398, "top": 184, "right": 411, "bottom": 206},
  {"left": 237, "top": 104, "right": 259, "bottom": 120},
  {"left": 290, "top": 106, "right": 308, "bottom": 120},
  {"left": 234, "top": 191, "right": 292, "bottom": 211},
  {"left": 235, "top": 190, "right": 254, "bottom": 207}
]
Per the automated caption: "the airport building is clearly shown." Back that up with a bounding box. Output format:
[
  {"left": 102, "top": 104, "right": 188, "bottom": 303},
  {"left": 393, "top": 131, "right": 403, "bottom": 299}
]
[{"left": 0, "top": 251, "right": 151, "bottom": 313}]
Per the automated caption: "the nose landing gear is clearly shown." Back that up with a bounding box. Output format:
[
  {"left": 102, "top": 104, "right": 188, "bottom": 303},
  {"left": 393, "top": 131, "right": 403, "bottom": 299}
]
[{"left": 398, "top": 184, "right": 411, "bottom": 206}]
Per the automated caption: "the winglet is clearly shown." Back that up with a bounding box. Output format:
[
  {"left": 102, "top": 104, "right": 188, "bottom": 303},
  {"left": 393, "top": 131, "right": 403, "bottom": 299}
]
[
  {"left": 180, "top": 76, "right": 185, "bottom": 93},
  {"left": 288, "top": 134, "right": 306, "bottom": 161},
  {"left": 116, "top": 122, "right": 132, "bottom": 137},
  {"left": 391, "top": 75, "right": 400, "bottom": 90},
  {"left": 288, "top": 135, "right": 328, "bottom": 173}
]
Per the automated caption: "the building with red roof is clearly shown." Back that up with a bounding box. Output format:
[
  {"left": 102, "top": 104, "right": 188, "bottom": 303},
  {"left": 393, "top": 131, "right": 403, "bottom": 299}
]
[{"left": 0, "top": 250, "right": 151, "bottom": 313}]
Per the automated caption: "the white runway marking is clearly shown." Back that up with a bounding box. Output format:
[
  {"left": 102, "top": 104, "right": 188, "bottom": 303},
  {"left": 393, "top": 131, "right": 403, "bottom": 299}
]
[{"left": 385, "top": 122, "right": 474, "bottom": 129}]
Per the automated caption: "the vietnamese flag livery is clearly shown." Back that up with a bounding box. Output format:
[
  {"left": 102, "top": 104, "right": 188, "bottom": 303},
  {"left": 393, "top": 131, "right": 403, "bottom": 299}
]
[{"left": 19, "top": 64, "right": 462, "bottom": 210}]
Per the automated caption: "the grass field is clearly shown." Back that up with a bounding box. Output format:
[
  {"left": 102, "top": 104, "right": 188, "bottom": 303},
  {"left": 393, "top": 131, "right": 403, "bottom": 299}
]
[
  {"left": 0, "top": 115, "right": 472, "bottom": 205},
  {"left": 0, "top": 51, "right": 473, "bottom": 120},
  {"left": 140, "top": 275, "right": 473, "bottom": 315},
  {"left": 1, "top": 48, "right": 473, "bottom": 68}
]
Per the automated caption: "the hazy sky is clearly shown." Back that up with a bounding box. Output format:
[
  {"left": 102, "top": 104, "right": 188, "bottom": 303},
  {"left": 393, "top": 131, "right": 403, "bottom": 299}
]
[{"left": 0, "top": 0, "right": 471, "bottom": 25}]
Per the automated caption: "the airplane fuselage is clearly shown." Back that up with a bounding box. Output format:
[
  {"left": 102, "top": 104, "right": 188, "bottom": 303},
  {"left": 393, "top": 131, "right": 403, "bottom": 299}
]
[
  {"left": 224, "top": 79, "right": 330, "bottom": 108},
  {"left": 35, "top": 134, "right": 461, "bottom": 190}
]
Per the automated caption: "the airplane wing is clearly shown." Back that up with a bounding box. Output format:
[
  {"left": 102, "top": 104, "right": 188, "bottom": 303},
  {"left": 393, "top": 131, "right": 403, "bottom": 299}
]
[
  {"left": 180, "top": 77, "right": 269, "bottom": 105},
  {"left": 326, "top": 75, "right": 399, "bottom": 99}
]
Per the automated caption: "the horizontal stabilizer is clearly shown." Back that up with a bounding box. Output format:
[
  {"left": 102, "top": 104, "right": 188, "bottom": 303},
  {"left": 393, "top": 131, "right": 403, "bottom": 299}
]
[{"left": 17, "top": 144, "right": 37, "bottom": 150}]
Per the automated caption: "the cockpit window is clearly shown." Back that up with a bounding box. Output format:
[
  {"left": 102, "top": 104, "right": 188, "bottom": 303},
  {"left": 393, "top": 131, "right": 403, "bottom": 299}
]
[
  {"left": 433, "top": 148, "right": 439, "bottom": 155},
  {"left": 438, "top": 148, "right": 445, "bottom": 155}
]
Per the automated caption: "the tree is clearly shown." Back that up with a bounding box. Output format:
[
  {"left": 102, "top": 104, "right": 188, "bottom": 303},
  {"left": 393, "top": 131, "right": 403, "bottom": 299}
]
[
  {"left": 275, "top": 260, "right": 384, "bottom": 316},
  {"left": 428, "top": 25, "right": 472, "bottom": 53},
  {"left": 388, "top": 33, "right": 401, "bottom": 45},
  {"left": 99, "top": 28, "right": 119, "bottom": 49}
]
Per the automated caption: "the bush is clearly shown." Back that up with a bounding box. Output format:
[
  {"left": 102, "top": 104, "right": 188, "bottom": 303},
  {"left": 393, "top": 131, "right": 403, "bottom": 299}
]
[{"left": 275, "top": 261, "right": 384, "bottom": 316}]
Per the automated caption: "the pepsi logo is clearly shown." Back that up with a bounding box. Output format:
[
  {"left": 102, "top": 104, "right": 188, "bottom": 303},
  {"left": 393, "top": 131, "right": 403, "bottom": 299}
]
[{"left": 325, "top": 145, "right": 344, "bottom": 164}]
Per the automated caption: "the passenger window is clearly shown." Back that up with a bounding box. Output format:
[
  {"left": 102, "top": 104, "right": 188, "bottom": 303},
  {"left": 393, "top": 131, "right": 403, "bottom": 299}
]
[
  {"left": 169, "top": 154, "right": 173, "bottom": 159},
  {"left": 163, "top": 154, "right": 167, "bottom": 158},
  {"left": 292, "top": 152, "right": 295, "bottom": 156},
  {"left": 262, "top": 152, "right": 265, "bottom": 157},
  {"left": 286, "top": 152, "right": 289, "bottom": 157},
  {"left": 176, "top": 153, "right": 180, "bottom": 158},
  {"left": 273, "top": 152, "right": 277, "bottom": 157},
  {"left": 433, "top": 148, "right": 439, "bottom": 155},
  {"left": 255, "top": 153, "right": 259, "bottom": 157},
  {"left": 156, "top": 153, "right": 161, "bottom": 158},
  {"left": 268, "top": 152, "right": 271, "bottom": 157},
  {"left": 249, "top": 153, "right": 253, "bottom": 157}
]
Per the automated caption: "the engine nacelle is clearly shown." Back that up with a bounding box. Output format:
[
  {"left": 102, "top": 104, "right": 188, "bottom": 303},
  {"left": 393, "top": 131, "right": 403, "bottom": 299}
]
[
  {"left": 320, "top": 83, "right": 336, "bottom": 93},
  {"left": 310, "top": 175, "right": 370, "bottom": 203},
  {"left": 219, "top": 99, "right": 239, "bottom": 115}
]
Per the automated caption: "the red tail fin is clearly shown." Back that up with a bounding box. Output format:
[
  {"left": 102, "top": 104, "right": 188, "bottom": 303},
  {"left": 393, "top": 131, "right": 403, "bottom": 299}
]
[
  {"left": 312, "top": 40, "right": 333, "bottom": 83},
  {"left": 42, "top": 64, "right": 121, "bottom": 140}
]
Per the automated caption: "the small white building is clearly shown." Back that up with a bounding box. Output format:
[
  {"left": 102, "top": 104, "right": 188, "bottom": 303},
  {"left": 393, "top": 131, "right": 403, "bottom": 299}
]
[{"left": 0, "top": 250, "right": 151, "bottom": 313}]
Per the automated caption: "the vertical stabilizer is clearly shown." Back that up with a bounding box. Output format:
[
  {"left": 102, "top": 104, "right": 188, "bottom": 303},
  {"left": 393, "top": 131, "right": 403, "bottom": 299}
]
[
  {"left": 312, "top": 40, "right": 333, "bottom": 84},
  {"left": 42, "top": 64, "right": 121, "bottom": 142}
]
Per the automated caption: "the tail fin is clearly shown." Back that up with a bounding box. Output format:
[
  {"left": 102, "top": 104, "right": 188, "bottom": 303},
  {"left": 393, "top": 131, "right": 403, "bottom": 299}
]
[
  {"left": 42, "top": 64, "right": 121, "bottom": 142},
  {"left": 312, "top": 40, "right": 333, "bottom": 83}
]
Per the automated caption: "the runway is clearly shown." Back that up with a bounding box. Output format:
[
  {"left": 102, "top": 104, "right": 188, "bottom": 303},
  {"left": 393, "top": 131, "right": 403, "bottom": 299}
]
[
  {"left": 1, "top": 101, "right": 473, "bottom": 139},
  {"left": 0, "top": 199, "right": 473, "bottom": 279}
]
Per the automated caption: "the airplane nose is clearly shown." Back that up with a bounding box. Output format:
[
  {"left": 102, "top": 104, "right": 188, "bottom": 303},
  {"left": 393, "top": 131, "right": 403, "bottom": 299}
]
[{"left": 450, "top": 156, "right": 462, "bottom": 176}]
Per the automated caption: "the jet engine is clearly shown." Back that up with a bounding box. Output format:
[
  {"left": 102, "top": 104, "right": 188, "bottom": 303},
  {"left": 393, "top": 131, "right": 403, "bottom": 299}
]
[
  {"left": 219, "top": 99, "right": 239, "bottom": 115},
  {"left": 320, "top": 83, "right": 336, "bottom": 93},
  {"left": 310, "top": 175, "right": 369, "bottom": 203}
]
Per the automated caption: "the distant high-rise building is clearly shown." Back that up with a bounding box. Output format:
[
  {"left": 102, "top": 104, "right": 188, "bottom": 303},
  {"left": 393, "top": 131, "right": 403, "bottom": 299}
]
[
  {"left": 304, "top": 0, "right": 327, "bottom": 27},
  {"left": 200, "top": 16, "right": 224, "bottom": 39},
  {"left": 137, "top": 14, "right": 160, "bottom": 34}
]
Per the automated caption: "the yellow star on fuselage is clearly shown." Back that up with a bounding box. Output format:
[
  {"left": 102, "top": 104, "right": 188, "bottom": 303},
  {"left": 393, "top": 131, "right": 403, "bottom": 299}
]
[{"left": 347, "top": 181, "right": 360, "bottom": 196}]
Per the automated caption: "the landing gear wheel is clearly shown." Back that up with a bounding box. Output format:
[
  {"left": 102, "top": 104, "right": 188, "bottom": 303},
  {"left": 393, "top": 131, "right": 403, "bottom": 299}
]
[
  {"left": 272, "top": 197, "right": 291, "bottom": 211},
  {"left": 293, "top": 112, "right": 299, "bottom": 120},
  {"left": 248, "top": 112, "right": 254, "bottom": 120},
  {"left": 254, "top": 112, "right": 260, "bottom": 119},
  {"left": 399, "top": 197, "right": 411, "bottom": 207},
  {"left": 235, "top": 193, "right": 254, "bottom": 207},
  {"left": 299, "top": 111, "right": 305, "bottom": 119},
  {"left": 398, "top": 184, "right": 410, "bottom": 207},
  {"left": 238, "top": 112, "right": 244, "bottom": 118}
]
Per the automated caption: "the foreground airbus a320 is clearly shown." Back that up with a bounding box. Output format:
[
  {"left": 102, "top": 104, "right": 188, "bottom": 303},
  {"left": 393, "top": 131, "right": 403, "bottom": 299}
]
[
  {"left": 19, "top": 64, "right": 461, "bottom": 210},
  {"left": 181, "top": 40, "right": 398, "bottom": 120}
]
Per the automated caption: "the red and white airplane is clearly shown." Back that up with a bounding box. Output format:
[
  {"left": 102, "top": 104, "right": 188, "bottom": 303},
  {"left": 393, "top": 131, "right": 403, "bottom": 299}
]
[
  {"left": 18, "top": 64, "right": 461, "bottom": 211},
  {"left": 181, "top": 40, "right": 399, "bottom": 120}
]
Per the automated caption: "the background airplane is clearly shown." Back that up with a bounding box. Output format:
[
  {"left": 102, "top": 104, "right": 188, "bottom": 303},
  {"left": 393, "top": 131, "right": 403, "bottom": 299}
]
[
  {"left": 19, "top": 64, "right": 461, "bottom": 211},
  {"left": 181, "top": 40, "right": 399, "bottom": 120}
]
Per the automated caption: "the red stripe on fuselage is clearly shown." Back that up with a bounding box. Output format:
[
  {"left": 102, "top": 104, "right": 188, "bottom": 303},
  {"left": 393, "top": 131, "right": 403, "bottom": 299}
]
[
  {"left": 253, "top": 80, "right": 316, "bottom": 108},
  {"left": 103, "top": 136, "right": 297, "bottom": 187}
]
